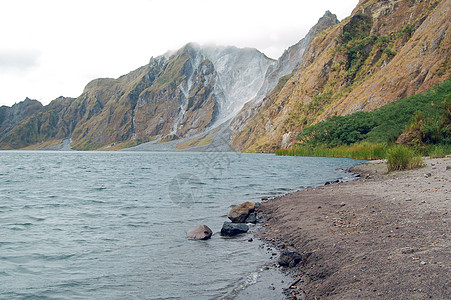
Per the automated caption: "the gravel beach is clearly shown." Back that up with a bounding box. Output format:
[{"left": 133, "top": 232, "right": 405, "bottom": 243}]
[{"left": 257, "top": 157, "right": 451, "bottom": 299}]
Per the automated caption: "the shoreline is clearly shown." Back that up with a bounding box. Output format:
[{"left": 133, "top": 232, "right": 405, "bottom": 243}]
[{"left": 255, "top": 156, "right": 450, "bottom": 299}]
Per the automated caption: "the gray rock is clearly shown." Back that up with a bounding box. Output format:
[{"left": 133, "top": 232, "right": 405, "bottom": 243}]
[
  {"left": 186, "top": 225, "right": 213, "bottom": 240},
  {"left": 245, "top": 212, "right": 258, "bottom": 224},
  {"left": 220, "top": 222, "right": 249, "bottom": 236},
  {"left": 278, "top": 251, "right": 303, "bottom": 267}
]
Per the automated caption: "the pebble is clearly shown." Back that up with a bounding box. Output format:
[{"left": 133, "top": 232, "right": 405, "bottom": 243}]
[{"left": 420, "top": 261, "right": 427, "bottom": 265}]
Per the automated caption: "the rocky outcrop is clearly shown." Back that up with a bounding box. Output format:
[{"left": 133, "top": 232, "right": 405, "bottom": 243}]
[
  {"left": 228, "top": 201, "right": 255, "bottom": 223},
  {"left": 231, "top": 0, "right": 451, "bottom": 152},
  {"left": 0, "top": 98, "right": 43, "bottom": 136},
  {"left": 186, "top": 225, "right": 213, "bottom": 240},
  {"left": 220, "top": 222, "right": 249, "bottom": 236}
]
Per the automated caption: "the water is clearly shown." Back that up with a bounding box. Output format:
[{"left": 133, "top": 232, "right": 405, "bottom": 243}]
[{"left": 0, "top": 151, "right": 362, "bottom": 299}]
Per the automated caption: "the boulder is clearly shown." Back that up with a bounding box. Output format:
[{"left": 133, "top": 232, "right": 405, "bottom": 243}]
[
  {"left": 278, "top": 251, "right": 303, "bottom": 268},
  {"left": 220, "top": 222, "right": 249, "bottom": 236},
  {"left": 228, "top": 201, "right": 255, "bottom": 223},
  {"left": 186, "top": 225, "right": 213, "bottom": 240},
  {"left": 245, "top": 212, "right": 257, "bottom": 224}
]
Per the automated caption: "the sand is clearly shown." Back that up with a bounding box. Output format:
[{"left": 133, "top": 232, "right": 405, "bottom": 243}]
[{"left": 257, "top": 156, "right": 451, "bottom": 299}]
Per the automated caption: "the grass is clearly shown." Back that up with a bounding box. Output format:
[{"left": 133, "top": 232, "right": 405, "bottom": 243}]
[
  {"left": 278, "top": 143, "right": 429, "bottom": 171},
  {"left": 276, "top": 142, "right": 388, "bottom": 160},
  {"left": 428, "top": 144, "right": 451, "bottom": 158},
  {"left": 386, "top": 145, "right": 423, "bottom": 171}
]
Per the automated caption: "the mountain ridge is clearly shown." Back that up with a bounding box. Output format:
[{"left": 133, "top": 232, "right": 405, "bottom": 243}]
[
  {"left": 0, "top": 11, "right": 335, "bottom": 150},
  {"left": 230, "top": 0, "right": 450, "bottom": 152}
]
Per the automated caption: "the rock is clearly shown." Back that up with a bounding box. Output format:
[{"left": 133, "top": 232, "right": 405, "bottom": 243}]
[
  {"left": 228, "top": 201, "right": 255, "bottom": 223},
  {"left": 186, "top": 225, "right": 213, "bottom": 240},
  {"left": 340, "top": 202, "right": 346, "bottom": 207},
  {"left": 245, "top": 212, "right": 258, "bottom": 224},
  {"left": 446, "top": 165, "right": 451, "bottom": 171},
  {"left": 220, "top": 222, "right": 249, "bottom": 236},
  {"left": 278, "top": 251, "right": 303, "bottom": 267},
  {"left": 325, "top": 179, "right": 339, "bottom": 185}
]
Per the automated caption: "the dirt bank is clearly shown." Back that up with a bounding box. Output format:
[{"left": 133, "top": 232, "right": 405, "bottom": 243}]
[{"left": 257, "top": 157, "right": 451, "bottom": 299}]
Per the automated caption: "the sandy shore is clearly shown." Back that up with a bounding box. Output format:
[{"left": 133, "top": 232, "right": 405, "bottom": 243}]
[{"left": 257, "top": 157, "right": 450, "bottom": 299}]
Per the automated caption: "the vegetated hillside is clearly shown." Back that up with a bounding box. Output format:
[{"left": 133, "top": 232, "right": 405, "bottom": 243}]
[
  {"left": 296, "top": 79, "right": 450, "bottom": 148},
  {"left": 0, "top": 44, "right": 274, "bottom": 150},
  {"left": 231, "top": 0, "right": 451, "bottom": 152}
]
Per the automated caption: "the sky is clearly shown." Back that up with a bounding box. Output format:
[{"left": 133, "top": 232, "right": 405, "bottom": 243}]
[{"left": 0, "top": 0, "right": 359, "bottom": 107}]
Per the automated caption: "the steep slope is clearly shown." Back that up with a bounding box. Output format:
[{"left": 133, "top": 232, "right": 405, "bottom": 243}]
[
  {"left": 231, "top": 0, "right": 451, "bottom": 152},
  {"left": 231, "top": 11, "right": 339, "bottom": 135},
  {"left": 0, "top": 97, "right": 76, "bottom": 149},
  {"left": 0, "top": 98, "right": 43, "bottom": 137}
]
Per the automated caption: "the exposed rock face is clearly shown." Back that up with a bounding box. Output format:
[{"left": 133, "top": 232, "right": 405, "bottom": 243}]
[
  {"left": 220, "top": 222, "right": 249, "bottom": 236},
  {"left": 0, "top": 97, "right": 75, "bottom": 149},
  {"left": 228, "top": 201, "right": 255, "bottom": 223},
  {"left": 231, "top": 0, "right": 451, "bottom": 152},
  {"left": 230, "top": 11, "right": 339, "bottom": 137},
  {"left": 186, "top": 225, "right": 213, "bottom": 240},
  {"left": 0, "top": 98, "right": 43, "bottom": 137}
]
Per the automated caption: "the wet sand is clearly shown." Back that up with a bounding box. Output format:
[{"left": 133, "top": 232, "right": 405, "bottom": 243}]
[{"left": 256, "top": 157, "right": 451, "bottom": 299}]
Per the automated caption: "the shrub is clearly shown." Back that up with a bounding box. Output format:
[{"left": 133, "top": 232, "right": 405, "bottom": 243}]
[
  {"left": 428, "top": 144, "right": 451, "bottom": 158},
  {"left": 386, "top": 146, "right": 423, "bottom": 171}
]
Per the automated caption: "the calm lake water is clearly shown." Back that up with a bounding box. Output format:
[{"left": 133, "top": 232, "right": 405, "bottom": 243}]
[{"left": 0, "top": 151, "right": 362, "bottom": 299}]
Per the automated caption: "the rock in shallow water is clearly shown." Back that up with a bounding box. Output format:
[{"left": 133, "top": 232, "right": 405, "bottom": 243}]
[
  {"left": 228, "top": 201, "right": 255, "bottom": 223},
  {"left": 186, "top": 225, "right": 213, "bottom": 240},
  {"left": 220, "top": 222, "right": 249, "bottom": 236},
  {"left": 245, "top": 212, "right": 258, "bottom": 224}
]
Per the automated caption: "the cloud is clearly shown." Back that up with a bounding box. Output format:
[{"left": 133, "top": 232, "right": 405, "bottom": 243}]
[{"left": 0, "top": 49, "right": 41, "bottom": 73}]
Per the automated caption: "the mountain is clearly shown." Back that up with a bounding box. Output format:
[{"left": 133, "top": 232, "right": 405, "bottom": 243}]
[
  {"left": 0, "top": 44, "right": 274, "bottom": 150},
  {"left": 1, "top": 0, "right": 448, "bottom": 151},
  {"left": 231, "top": 0, "right": 450, "bottom": 152},
  {"left": 0, "top": 10, "right": 336, "bottom": 151}
]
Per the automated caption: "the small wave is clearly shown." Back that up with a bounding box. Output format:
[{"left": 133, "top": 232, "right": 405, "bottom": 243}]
[
  {"left": 12, "top": 222, "right": 33, "bottom": 226},
  {"left": 27, "top": 215, "right": 46, "bottom": 221},
  {"left": 93, "top": 187, "right": 107, "bottom": 191},
  {"left": 37, "top": 253, "right": 76, "bottom": 261}
]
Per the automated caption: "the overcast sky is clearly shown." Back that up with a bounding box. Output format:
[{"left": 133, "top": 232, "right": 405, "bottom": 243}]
[{"left": 0, "top": 0, "right": 359, "bottom": 107}]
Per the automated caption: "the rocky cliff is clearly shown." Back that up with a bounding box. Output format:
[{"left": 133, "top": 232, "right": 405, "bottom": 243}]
[
  {"left": 0, "top": 44, "right": 274, "bottom": 150},
  {"left": 0, "top": 98, "right": 43, "bottom": 138},
  {"left": 231, "top": 0, "right": 450, "bottom": 152},
  {"left": 231, "top": 10, "right": 339, "bottom": 137}
]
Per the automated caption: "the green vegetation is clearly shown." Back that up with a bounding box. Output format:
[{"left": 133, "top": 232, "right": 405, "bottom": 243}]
[
  {"left": 276, "top": 142, "right": 388, "bottom": 160},
  {"left": 277, "top": 80, "right": 451, "bottom": 170},
  {"left": 297, "top": 80, "right": 451, "bottom": 147},
  {"left": 386, "top": 146, "right": 423, "bottom": 171},
  {"left": 337, "top": 15, "right": 417, "bottom": 82}
]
